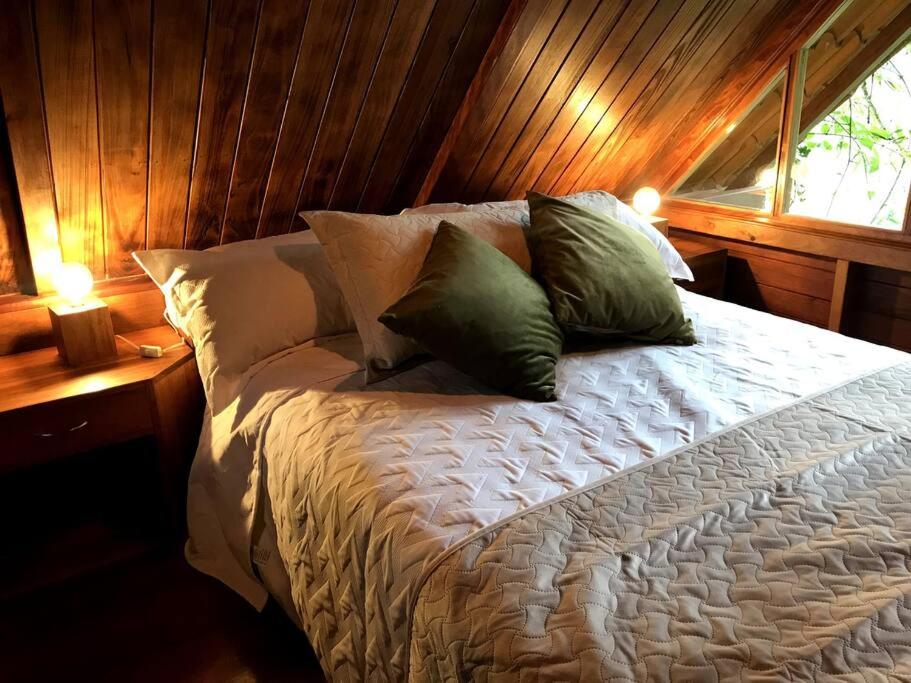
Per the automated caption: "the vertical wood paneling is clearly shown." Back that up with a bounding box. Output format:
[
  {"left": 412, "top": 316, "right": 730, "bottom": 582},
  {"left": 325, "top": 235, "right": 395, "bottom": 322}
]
[
  {"left": 295, "top": 0, "right": 396, "bottom": 212},
  {"left": 0, "top": 112, "right": 31, "bottom": 294},
  {"left": 147, "top": 0, "right": 207, "bottom": 249},
  {"left": 0, "top": 0, "right": 508, "bottom": 282},
  {"left": 93, "top": 0, "right": 150, "bottom": 276},
  {"left": 531, "top": 0, "right": 687, "bottom": 194},
  {"left": 358, "top": 0, "right": 479, "bottom": 212},
  {"left": 35, "top": 0, "right": 105, "bottom": 277},
  {"left": 564, "top": 0, "right": 748, "bottom": 195},
  {"left": 328, "top": 0, "right": 437, "bottom": 211},
  {"left": 184, "top": 0, "right": 259, "bottom": 250},
  {"left": 255, "top": 0, "right": 354, "bottom": 237},
  {"left": 388, "top": 0, "right": 519, "bottom": 211},
  {"left": 220, "top": 0, "right": 310, "bottom": 244},
  {"left": 0, "top": 0, "right": 59, "bottom": 292}
]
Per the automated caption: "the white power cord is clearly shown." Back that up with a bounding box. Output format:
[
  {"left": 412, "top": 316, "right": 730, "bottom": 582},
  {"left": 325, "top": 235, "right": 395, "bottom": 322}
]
[{"left": 115, "top": 334, "right": 185, "bottom": 358}]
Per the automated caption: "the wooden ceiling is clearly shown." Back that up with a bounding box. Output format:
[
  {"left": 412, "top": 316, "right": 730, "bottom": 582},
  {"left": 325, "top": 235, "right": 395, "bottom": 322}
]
[
  {"left": 426, "top": 0, "right": 844, "bottom": 205},
  {"left": 0, "top": 0, "right": 851, "bottom": 293}
]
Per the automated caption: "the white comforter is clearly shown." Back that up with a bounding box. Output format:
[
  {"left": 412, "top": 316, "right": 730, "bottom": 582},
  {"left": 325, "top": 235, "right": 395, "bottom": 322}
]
[{"left": 185, "top": 290, "right": 906, "bottom": 679}]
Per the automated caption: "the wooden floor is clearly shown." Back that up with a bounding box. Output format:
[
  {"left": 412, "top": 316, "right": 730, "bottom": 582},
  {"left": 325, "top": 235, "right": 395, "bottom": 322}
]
[{"left": 1, "top": 547, "right": 325, "bottom": 683}]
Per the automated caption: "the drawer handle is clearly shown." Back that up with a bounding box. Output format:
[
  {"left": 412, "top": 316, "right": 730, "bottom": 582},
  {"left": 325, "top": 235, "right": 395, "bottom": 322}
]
[{"left": 34, "top": 420, "right": 89, "bottom": 438}]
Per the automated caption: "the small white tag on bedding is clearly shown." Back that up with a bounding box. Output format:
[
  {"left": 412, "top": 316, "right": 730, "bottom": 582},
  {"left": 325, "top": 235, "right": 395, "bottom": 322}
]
[{"left": 252, "top": 546, "right": 271, "bottom": 566}]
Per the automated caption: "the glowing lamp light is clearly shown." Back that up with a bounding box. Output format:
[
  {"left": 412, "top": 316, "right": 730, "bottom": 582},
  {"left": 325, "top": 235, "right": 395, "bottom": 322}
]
[
  {"left": 632, "top": 187, "right": 661, "bottom": 216},
  {"left": 52, "top": 262, "right": 94, "bottom": 307}
]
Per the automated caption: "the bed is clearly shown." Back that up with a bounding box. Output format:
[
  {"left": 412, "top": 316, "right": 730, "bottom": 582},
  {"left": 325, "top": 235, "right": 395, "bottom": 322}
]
[{"left": 185, "top": 287, "right": 911, "bottom": 681}]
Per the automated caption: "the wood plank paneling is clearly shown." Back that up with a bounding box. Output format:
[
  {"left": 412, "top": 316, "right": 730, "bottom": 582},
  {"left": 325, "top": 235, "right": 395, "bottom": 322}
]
[
  {"left": 0, "top": 112, "right": 30, "bottom": 294},
  {"left": 0, "top": 0, "right": 510, "bottom": 290},
  {"left": 0, "top": 1, "right": 59, "bottom": 293},
  {"left": 846, "top": 264, "right": 911, "bottom": 351},
  {"left": 529, "top": 0, "right": 684, "bottom": 195},
  {"left": 424, "top": 0, "right": 842, "bottom": 203},
  {"left": 386, "top": 0, "right": 515, "bottom": 212},
  {"left": 461, "top": 0, "right": 603, "bottom": 203},
  {"left": 147, "top": 0, "right": 207, "bottom": 249},
  {"left": 360, "top": 0, "right": 480, "bottom": 212},
  {"left": 256, "top": 0, "right": 354, "bottom": 237},
  {"left": 672, "top": 228, "right": 836, "bottom": 328},
  {"left": 35, "top": 0, "right": 105, "bottom": 277},
  {"left": 93, "top": 0, "right": 150, "bottom": 276},
  {"left": 295, "top": 0, "right": 396, "bottom": 212},
  {"left": 220, "top": 0, "right": 310, "bottom": 244},
  {"left": 1, "top": 0, "right": 909, "bottom": 364},
  {"left": 429, "top": 0, "right": 569, "bottom": 204},
  {"left": 328, "top": 0, "right": 437, "bottom": 211},
  {"left": 183, "top": 0, "right": 259, "bottom": 250},
  {"left": 499, "top": 0, "right": 658, "bottom": 199}
]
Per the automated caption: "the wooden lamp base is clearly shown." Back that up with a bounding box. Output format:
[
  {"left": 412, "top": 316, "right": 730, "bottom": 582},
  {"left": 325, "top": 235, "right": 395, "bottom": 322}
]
[{"left": 48, "top": 299, "right": 118, "bottom": 366}]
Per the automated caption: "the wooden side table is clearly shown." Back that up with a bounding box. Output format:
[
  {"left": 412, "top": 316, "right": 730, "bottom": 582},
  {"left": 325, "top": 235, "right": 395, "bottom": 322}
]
[
  {"left": 670, "top": 236, "right": 728, "bottom": 299},
  {"left": 0, "top": 326, "right": 203, "bottom": 595}
]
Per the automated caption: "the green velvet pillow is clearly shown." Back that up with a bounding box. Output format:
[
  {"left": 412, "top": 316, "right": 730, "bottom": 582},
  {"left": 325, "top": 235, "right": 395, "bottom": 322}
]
[
  {"left": 379, "top": 221, "right": 563, "bottom": 401},
  {"left": 526, "top": 192, "right": 696, "bottom": 345}
]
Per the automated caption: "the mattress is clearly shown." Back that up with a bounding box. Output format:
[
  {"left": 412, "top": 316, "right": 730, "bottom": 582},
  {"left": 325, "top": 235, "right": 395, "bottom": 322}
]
[{"left": 185, "top": 289, "right": 907, "bottom": 680}]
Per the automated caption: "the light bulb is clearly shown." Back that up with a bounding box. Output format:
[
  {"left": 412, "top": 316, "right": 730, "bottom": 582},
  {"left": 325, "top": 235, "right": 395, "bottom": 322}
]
[
  {"left": 632, "top": 187, "right": 661, "bottom": 216},
  {"left": 52, "top": 262, "right": 94, "bottom": 307}
]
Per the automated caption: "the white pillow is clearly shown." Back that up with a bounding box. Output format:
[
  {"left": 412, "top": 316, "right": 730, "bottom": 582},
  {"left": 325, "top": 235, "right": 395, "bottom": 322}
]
[
  {"left": 302, "top": 208, "right": 531, "bottom": 380},
  {"left": 133, "top": 231, "right": 355, "bottom": 413},
  {"left": 404, "top": 190, "right": 693, "bottom": 281}
]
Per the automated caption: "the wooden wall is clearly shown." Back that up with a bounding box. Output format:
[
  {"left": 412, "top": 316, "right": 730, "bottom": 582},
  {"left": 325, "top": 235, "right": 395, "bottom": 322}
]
[
  {"left": 0, "top": 0, "right": 510, "bottom": 285},
  {"left": 845, "top": 266, "right": 911, "bottom": 352},
  {"left": 0, "top": 0, "right": 909, "bottom": 357},
  {"left": 671, "top": 229, "right": 837, "bottom": 328}
]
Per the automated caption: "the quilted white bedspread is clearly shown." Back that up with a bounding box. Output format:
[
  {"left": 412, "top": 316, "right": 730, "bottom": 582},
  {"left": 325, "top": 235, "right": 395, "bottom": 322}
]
[{"left": 185, "top": 290, "right": 906, "bottom": 680}]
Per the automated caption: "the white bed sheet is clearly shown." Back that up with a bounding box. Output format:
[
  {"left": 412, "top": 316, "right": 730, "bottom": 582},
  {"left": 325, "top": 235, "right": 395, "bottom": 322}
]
[{"left": 185, "top": 290, "right": 907, "bottom": 674}]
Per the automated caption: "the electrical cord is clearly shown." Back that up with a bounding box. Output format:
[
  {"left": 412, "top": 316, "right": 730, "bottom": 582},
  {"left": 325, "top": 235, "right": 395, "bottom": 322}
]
[{"left": 115, "top": 334, "right": 185, "bottom": 358}]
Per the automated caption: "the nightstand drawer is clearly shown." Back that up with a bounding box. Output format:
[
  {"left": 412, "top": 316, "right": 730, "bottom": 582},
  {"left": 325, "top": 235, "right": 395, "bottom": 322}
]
[{"left": 0, "top": 386, "right": 153, "bottom": 473}]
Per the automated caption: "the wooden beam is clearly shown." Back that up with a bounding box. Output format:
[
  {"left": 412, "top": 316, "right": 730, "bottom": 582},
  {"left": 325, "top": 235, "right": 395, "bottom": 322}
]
[
  {"left": 799, "top": 3, "right": 911, "bottom": 135},
  {"left": 772, "top": 49, "right": 807, "bottom": 216},
  {"left": 663, "top": 198, "right": 911, "bottom": 272},
  {"left": 828, "top": 259, "right": 850, "bottom": 331},
  {"left": 413, "top": 0, "right": 527, "bottom": 207}
]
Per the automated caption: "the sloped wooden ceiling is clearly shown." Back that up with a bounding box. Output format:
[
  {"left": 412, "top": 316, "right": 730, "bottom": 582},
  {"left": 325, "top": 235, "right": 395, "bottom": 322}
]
[
  {"left": 0, "top": 0, "right": 845, "bottom": 293},
  {"left": 425, "top": 0, "right": 842, "bottom": 204}
]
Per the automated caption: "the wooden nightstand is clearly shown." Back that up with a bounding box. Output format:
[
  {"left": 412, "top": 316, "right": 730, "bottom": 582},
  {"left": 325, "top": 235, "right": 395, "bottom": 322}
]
[
  {"left": 0, "top": 325, "right": 203, "bottom": 595},
  {"left": 670, "top": 236, "right": 728, "bottom": 299}
]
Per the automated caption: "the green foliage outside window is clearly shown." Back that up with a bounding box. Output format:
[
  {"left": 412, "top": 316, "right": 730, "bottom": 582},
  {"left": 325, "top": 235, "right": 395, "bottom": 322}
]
[{"left": 791, "top": 43, "right": 911, "bottom": 229}]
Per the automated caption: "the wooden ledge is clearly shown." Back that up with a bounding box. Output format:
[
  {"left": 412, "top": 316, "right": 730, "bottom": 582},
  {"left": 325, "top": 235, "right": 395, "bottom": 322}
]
[{"left": 663, "top": 198, "right": 911, "bottom": 272}]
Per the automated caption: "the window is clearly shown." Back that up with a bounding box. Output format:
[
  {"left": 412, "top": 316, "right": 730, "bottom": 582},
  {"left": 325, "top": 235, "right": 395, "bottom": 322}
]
[
  {"left": 673, "top": 74, "right": 785, "bottom": 211},
  {"left": 787, "top": 40, "right": 911, "bottom": 229},
  {"left": 671, "top": 0, "right": 911, "bottom": 235}
]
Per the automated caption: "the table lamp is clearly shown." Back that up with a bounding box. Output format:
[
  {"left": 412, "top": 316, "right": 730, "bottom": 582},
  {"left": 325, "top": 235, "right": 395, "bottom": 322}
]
[{"left": 48, "top": 263, "right": 117, "bottom": 366}]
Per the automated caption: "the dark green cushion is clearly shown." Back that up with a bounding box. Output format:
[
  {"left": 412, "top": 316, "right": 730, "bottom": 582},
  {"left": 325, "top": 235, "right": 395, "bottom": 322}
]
[
  {"left": 379, "top": 221, "right": 563, "bottom": 401},
  {"left": 526, "top": 192, "right": 696, "bottom": 345}
]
